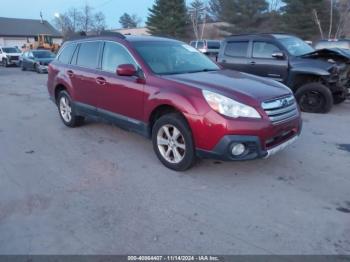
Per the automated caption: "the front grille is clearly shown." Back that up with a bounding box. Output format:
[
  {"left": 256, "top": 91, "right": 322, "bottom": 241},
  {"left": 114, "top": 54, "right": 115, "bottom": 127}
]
[
  {"left": 262, "top": 95, "right": 298, "bottom": 125},
  {"left": 10, "top": 56, "right": 19, "bottom": 61}
]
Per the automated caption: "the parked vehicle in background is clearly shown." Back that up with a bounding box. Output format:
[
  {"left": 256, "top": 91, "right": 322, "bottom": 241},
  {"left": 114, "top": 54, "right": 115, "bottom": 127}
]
[
  {"left": 314, "top": 39, "right": 350, "bottom": 50},
  {"left": 47, "top": 33, "right": 302, "bottom": 171},
  {"left": 22, "top": 34, "right": 61, "bottom": 53},
  {"left": 190, "top": 39, "right": 221, "bottom": 56},
  {"left": 218, "top": 34, "right": 350, "bottom": 113},
  {"left": 0, "top": 46, "right": 22, "bottom": 67},
  {"left": 21, "top": 50, "right": 56, "bottom": 73}
]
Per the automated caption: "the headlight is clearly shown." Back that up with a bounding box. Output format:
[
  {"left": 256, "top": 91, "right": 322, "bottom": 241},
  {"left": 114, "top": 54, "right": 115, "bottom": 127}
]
[{"left": 203, "top": 90, "right": 261, "bottom": 119}]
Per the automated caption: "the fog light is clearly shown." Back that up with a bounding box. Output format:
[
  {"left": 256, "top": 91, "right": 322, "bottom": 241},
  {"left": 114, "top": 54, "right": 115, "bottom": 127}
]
[{"left": 231, "top": 143, "right": 246, "bottom": 156}]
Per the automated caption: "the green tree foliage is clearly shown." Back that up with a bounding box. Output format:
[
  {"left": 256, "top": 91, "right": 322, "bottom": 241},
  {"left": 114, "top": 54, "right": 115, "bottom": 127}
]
[
  {"left": 208, "top": 0, "right": 269, "bottom": 33},
  {"left": 281, "top": 0, "right": 339, "bottom": 39},
  {"left": 119, "top": 13, "right": 141, "bottom": 29},
  {"left": 146, "top": 0, "right": 189, "bottom": 38}
]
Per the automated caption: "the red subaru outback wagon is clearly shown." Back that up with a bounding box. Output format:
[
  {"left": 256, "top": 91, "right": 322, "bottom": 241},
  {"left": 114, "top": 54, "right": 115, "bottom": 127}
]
[{"left": 47, "top": 33, "right": 302, "bottom": 171}]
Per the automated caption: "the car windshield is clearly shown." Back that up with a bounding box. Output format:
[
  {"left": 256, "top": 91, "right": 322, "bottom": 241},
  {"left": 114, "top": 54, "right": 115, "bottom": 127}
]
[
  {"left": 3, "top": 47, "right": 19, "bottom": 53},
  {"left": 133, "top": 41, "right": 220, "bottom": 75},
  {"left": 276, "top": 35, "right": 315, "bottom": 56},
  {"left": 32, "top": 51, "right": 56, "bottom": 59}
]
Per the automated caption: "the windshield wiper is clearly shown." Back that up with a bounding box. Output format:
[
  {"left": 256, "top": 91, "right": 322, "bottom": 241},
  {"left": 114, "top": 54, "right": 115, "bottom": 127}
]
[{"left": 185, "top": 69, "right": 219, "bottom": 74}]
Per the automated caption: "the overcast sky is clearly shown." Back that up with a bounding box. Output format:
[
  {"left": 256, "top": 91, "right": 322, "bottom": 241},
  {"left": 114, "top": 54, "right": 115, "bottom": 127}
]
[{"left": 0, "top": 0, "right": 195, "bottom": 29}]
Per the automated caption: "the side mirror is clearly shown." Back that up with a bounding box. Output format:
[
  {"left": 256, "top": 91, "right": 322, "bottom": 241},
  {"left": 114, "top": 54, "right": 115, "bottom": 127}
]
[
  {"left": 272, "top": 52, "right": 285, "bottom": 59},
  {"left": 117, "top": 64, "right": 137, "bottom": 77}
]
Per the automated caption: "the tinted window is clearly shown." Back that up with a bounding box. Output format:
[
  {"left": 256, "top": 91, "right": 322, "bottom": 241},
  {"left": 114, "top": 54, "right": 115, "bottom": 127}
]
[
  {"left": 315, "top": 41, "right": 350, "bottom": 50},
  {"left": 77, "top": 42, "right": 101, "bottom": 68},
  {"left": 58, "top": 44, "right": 76, "bottom": 64},
  {"left": 190, "top": 42, "right": 196, "bottom": 47},
  {"left": 102, "top": 42, "right": 137, "bottom": 72},
  {"left": 207, "top": 41, "right": 221, "bottom": 49},
  {"left": 3, "top": 47, "right": 18, "bottom": 53},
  {"left": 224, "top": 41, "right": 249, "bottom": 57},
  {"left": 253, "top": 42, "right": 281, "bottom": 58}
]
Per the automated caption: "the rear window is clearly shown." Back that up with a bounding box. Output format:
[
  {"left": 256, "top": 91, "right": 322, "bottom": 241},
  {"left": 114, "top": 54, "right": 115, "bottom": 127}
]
[
  {"left": 197, "top": 41, "right": 205, "bottom": 49},
  {"left": 315, "top": 41, "right": 350, "bottom": 50},
  {"left": 58, "top": 44, "right": 77, "bottom": 64},
  {"left": 77, "top": 42, "right": 101, "bottom": 68},
  {"left": 224, "top": 41, "right": 249, "bottom": 57},
  {"left": 207, "top": 41, "right": 221, "bottom": 49}
]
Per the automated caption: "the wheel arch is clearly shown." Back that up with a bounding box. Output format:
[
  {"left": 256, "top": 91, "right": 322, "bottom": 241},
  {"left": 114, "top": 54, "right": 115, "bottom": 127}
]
[{"left": 148, "top": 104, "right": 190, "bottom": 135}]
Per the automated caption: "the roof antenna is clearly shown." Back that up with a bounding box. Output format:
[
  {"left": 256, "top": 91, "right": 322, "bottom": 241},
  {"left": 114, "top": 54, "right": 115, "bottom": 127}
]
[{"left": 40, "top": 11, "right": 44, "bottom": 23}]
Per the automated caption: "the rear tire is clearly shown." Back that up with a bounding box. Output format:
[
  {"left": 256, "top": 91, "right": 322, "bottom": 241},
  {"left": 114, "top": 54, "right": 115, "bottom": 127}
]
[
  {"left": 57, "top": 91, "right": 84, "bottom": 128},
  {"left": 295, "top": 83, "right": 333, "bottom": 113},
  {"left": 152, "top": 113, "right": 196, "bottom": 171}
]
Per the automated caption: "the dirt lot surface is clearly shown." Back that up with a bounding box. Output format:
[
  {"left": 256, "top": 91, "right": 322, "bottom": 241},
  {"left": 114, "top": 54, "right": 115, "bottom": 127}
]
[{"left": 0, "top": 67, "right": 349, "bottom": 254}]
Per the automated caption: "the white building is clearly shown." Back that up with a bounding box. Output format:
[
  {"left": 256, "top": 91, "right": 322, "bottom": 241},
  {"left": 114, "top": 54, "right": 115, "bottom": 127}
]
[{"left": 0, "top": 17, "right": 63, "bottom": 48}]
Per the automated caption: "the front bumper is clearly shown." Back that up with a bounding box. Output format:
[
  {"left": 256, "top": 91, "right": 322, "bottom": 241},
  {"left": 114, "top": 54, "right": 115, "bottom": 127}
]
[
  {"left": 38, "top": 64, "right": 49, "bottom": 72},
  {"left": 197, "top": 133, "right": 300, "bottom": 161},
  {"left": 195, "top": 116, "right": 302, "bottom": 161}
]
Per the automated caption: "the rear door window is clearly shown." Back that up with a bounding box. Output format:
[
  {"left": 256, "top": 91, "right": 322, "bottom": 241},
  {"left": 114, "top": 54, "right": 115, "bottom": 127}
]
[
  {"left": 77, "top": 41, "right": 101, "bottom": 69},
  {"left": 253, "top": 41, "right": 281, "bottom": 59},
  {"left": 58, "top": 43, "right": 77, "bottom": 64},
  {"left": 224, "top": 41, "right": 249, "bottom": 57}
]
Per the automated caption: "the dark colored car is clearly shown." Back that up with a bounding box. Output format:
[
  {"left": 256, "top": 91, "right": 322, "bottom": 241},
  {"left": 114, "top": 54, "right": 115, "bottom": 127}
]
[
  {"left": 315, "top": 39, "right": 350, "bottom": 50},
  {"left": 21, "top": 50, "right": 56, "bottom": 73},
  {"left": 47, "top": 33, "right": 302, "bottom": 171},
  {"left": 218, "top": 33, "right": 349, "bottom": 113}
]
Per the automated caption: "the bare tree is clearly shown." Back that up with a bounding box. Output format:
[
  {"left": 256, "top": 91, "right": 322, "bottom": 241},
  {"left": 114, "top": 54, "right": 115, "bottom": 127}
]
[
  {"left": 78, "top": 4, "right": 94, "bottom": 33},
  {"left": 335, "top": 0, "right": 350, "bottom": 38},
  {"left": 189, "top": 0, "right": 207, "bottom": 40},
  {"left": 269, "top": 0, "right": 281, "bottom": 12},
  {"left": 313, "top": 9, "right": 325, "bottom": 39}
]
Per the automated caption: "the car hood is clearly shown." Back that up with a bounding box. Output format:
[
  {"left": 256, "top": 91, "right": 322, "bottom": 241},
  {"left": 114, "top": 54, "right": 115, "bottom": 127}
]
[
  {"left": 290, "top": 56, "right": 334, "bottom": 72},
  {"left": 5, "top": 52, "right": 22, "bottom": 56},
  {"left": 162, "top": 70, "right": 292, "bottom": 104},
  {"left": 300, "top": 48, "right": 350, "bottom": 62}
]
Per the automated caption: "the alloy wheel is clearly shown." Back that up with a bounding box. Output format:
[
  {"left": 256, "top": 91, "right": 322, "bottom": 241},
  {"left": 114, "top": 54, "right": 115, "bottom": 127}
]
[
  {"left": 59, "top": 96, "right": 72, "bottom": 123},
  {"left": 157, "top": 124, "right": 186, "bottom": 164}
]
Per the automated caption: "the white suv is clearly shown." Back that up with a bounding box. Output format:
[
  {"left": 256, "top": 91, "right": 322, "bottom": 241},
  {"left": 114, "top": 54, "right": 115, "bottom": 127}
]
[{"left": 0, "top": 46, "right": 22, "bottom": 67}]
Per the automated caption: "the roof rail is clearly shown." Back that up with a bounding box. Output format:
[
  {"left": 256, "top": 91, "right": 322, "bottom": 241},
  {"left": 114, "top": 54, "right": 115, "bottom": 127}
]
[
  {"left": 65, "top": 31, "right": 126, "bottom": 42},
  {"left": 99, "top": 31, "right": 126, "bottom": 39}
]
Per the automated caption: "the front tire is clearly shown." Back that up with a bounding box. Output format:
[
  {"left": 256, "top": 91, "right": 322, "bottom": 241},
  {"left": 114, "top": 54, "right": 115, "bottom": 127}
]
[
  {"left": 3, "top": 59, "right": 8, "bottom": 67},
  {"left": 152, "top": 113, "right": 196, "bottom": 171},
  {"left": 295, "top": 83, "right": 333, "bottom": 113},
  {"left": 57, "top": 91, "right": 84, "bottom": 127}
]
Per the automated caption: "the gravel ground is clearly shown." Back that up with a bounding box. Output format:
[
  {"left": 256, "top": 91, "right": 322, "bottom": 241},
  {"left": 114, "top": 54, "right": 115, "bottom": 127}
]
[{"left": 0, "top": 67, "right": 349, "bottom": 255}]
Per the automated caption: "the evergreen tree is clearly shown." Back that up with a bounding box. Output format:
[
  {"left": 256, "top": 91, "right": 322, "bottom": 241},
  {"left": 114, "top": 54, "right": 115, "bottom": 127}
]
[
  {"left": 208, "top": 0, "right": 269, "bottom": 33},
  {"left": 119, "top": 13, "right": 140, "bottom": 28},
  {"left": 281, "top": 0, "right": 339, "bottom": 39},
  {"left": 146, "top": 0, "right": 188, "bottom": 38}
]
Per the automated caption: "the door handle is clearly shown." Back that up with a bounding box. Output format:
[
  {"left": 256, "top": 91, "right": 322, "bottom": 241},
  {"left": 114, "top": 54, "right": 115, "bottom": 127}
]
[
  {"left": 249, "top": 61, "right": 256, "bottom": 65},
  {"left": 96, "top": 77, "right": 107, "bottom": 85},
  {"left": 67, "top": 70, "right": 74, "bottom": 77}
]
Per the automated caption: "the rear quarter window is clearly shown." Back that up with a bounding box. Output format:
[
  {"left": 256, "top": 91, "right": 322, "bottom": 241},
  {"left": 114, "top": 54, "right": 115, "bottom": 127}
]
[
  {"left": 58, "top": 43, "right": 77, "bottom": 64},
  {"left": 224, "top": 41, "right": 249, "bottom": 57}
]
